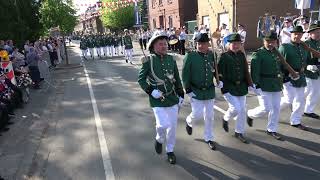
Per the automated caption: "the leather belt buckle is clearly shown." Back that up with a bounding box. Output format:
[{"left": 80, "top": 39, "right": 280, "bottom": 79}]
[
  {"left": 277, "top": 74, "right": 281, "bottom": 78},
  {"left": 235, "top": 81, "right": 240, "bottom": 85},
  {"left": 201, "top": 87, "right": 207, "bottom": 90}
]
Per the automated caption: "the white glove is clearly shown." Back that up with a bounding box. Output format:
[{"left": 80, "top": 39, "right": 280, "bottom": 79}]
[
  {"left": 248, "top": 84, "right": 256, "bottom": 92},
  {"left": 178, "top": 97, "right": 184, "bottom": 107},
  {"left": 306, "top": 65, "right": 318, "bottom": 73},
  {"left": 187, "top": 92, "right": 196, "bottom": 98},
  {"left": 151, "top": 89, "right": 163, "bottom": 99},
  {"left": 289, "top": 73, "right": 300, "bottom": 81},
  {"left": 216, "top": 81, "right": 223, "bottom": 89},
  {"left": 254, "top": 88, "right": 262, "bottom": 96}
]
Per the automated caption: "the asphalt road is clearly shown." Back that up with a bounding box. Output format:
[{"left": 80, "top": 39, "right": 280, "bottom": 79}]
[
  {"left": 2, "top": 41, "right": 318, "bottom": 180},
  {"left": 62, "top": 42, "right": 320, "bottom": 180}
]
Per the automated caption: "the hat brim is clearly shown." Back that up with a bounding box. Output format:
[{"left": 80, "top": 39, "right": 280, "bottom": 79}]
[
  {"left": 227, "top": 39, "right": 242, "bottom": 43},
  {"left": 264, "top": 37, "right": 278, "bottom": 41},
  {"left": 307, "top": 27, "right": 320, "bottom": 33},
  {"left": 147, "top": 35, "right": 168, "bottom": 51},
  {"left": 290, "top": 30, "right": 304, "bottom": 33}
]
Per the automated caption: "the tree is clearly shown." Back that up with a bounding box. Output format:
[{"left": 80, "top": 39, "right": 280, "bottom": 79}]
[
  {"left": 101, "top": 0, "right": 135, "bottom": 30},
  {"left": 39, "top": 0, "right": 78, "bottom": 64},
  {"left": 0, "top": 0, "right": 42, "bottom": 47},
  {"left": 39, "top": 0, "right": 78, "bottom": 34}
]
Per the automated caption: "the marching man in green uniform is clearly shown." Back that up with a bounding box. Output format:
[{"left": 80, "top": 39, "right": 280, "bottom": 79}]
[
  {"left": 79, "top": 36, "right": 88, "bottom": 60},
  {"left": 123, "top": 29, "right": 134, "bottom": 64},
  {"left": 102, "top": 33, "right": 108, "bottom": 57},
  {"left": 106, "top": 33, "right": 113, "bottom": 57},
  {"left": 182, "top": 33, "right": 223, "bottom": 150},
  {"left": 95, "top": 35, "right": 103, "bottom": 59},
  {"left": 218, "top": 33, "right": 256, "bottom": 143},
  {"left": 279, "top": 26, "right": 308, "bottom": 130},
  {"left": 247, "top": 32, "right": 284, "bottom": 140},
  {"left": 87, "top": 35, "right": 95, "bottom": 60},
  {"left": 303, "top": 24, "right": 320, "bottom": 119},
  {"left": 138, "top": 31, "right": 184, "bottom": 164}
]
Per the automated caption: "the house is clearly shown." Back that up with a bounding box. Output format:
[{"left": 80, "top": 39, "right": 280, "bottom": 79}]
[
  {"left": 148, "top": 0, "right": 198, "bottom": 30},
  {"left": 198, "top": 0, "right": 319, "bottom": 49}
]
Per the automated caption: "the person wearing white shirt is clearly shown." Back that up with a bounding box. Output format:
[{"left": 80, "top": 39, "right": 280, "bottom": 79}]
[
  {"left": 192, "top": 26, "right": 200, "bottom": 49},
  {"left": 237, "top": 24, "right": 247, "bottom": 44},
  {"left": 280, "top": 18, "right": 293, "bottom": 44},
  {"left": 179, "top": 28, "right": 187, "bottom": 55}
]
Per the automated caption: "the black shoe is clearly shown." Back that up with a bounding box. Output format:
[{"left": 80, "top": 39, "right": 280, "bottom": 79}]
[
  {"left": 126, "top": 59, "right": 128, "bottom": 63},
  {"left": 222, "top": 119, "right": 229, "bottom": 132},
  {"left": 266, "top": 131, "right": 282, "bottom": 140},
  {"left": 167, "top": 152, "right": 176, "bottom": 164},
  {"left": 186, "top": 122, "right": 192, "bottom": 135},
  {"left": 247, "top": 116, "right": 253, "bottom": 127},
  {"left": 304, "top": 112, "right": 320, "bottom": 119},
  {"left": 291, "top": 124, "right": 308, "bottom": 131},
  {"left": 235, "top": 133, "right": 249, "bottom": 144},
  {"left": 154, "top": 140, "right": 162, "bottom": 154},
  {"left": 206, "top": 140, "right": 216, "bottom": 150},
  {"left": 130, "top": 62, "right": 133, "bottom": 65}
]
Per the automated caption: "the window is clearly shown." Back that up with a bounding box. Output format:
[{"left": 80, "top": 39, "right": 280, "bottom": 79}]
[
  {"left": 168, "top": 16, "right": 173, "bottom": 28},
  {"left": 152, "top": 0, "right": 156, "bottom": 8},
  {"left": 153, "top": 19, "right": 157, "bottom": 29},
  {"left": 159, "top": 0, "right": 163, "bottom": 6}
]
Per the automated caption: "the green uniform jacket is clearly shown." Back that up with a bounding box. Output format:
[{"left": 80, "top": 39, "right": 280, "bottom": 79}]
[
  {"left": 251, "top": 47, "right": 282, "bottom": 92},
  {"left": 87, "top": 39, "right": 95, "bottom": 48},
  {"left": 80, "top": 40, "right": 87, "bottom": 50},
  {"left": 278, "top": 43, "right": 307, "bottom": 87},
  {"left": 138, "top": 54, "right": 184, "bottom": 107},
  {"left": 94, "top": 37, "right": 102, "bottom": 48},
  {"left": 218, "top": 51, "right": 249, "bottom": 96},
  {"left": 182, "top": 51, "right": 216, "bottom": 100},
  {"left": 305, "top": 38, "right": 320, "bottom": 79},
  {"left": 123, "top": 35, "right": 133, "bottom": 49}
]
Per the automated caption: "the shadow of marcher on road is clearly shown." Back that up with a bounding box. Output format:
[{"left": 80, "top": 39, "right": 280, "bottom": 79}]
[
  {"left": 217, "top": 144, "right": 320, "bottom": 180},
  {"left": 250, "top": 139, "right": 320, "bottom": 172},
  {"left": 178, "top": 157, "right": 253, "bottom": 180}
]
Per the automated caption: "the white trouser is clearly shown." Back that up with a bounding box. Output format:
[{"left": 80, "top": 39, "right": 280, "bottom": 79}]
[
  {"left": 152, "top": 105, "right": 179, "bottom": 153},
  {"left": 125, "top": 49, "right": 133, "bottom": 62},
  {"left": 280, "top": 82, "right": 305, "bottom": 125},
  {"left": 223, "top": 93, "right": 247, "bottom": 134},
  {"left": 122, "top": 45, "right": 125, "bottom": 54},
  {"left": 107, "top": 46, "right": 114, "bottom": 56},
  {"left": 103, "top": 46, "right": 108, "bottom": 56},
  {"left": 81, "top": 49, "right": 87, "bottom": 59},
  {"left": 89, "top": 48, "right": 94, "bottom": 58},
  {"left": 114, "top": 46, "right": 119, "bottom": 55},
  {"left": 248, "top": 91, "right": 281, "bottom": 132},
  {"left": 96, "top": 47, "right": 101, "bottom": 57},
  {"left": 186, "top": 99, "right": 215, "bottom": 141},
  {"left": 304, "top": 78, "right": 320, "bottom": 113}
]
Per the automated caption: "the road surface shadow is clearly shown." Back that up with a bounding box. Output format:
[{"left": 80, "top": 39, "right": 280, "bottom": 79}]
[{"left": 217, "top": 144, "right": 320, "bottom": 179}]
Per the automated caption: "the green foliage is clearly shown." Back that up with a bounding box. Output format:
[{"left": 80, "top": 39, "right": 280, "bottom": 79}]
[
  {"left": 101, "top": 0, "right": 135, "bottom": 30},
  {"left": 39, "top": 0, "right": 78, "bottom": 34},
  {"left": 0, "top": 0, "right": 42, "bottom": 47}
]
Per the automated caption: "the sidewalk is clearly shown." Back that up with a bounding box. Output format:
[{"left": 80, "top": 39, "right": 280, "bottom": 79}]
[{"left": 0, "top": 45, "right": 82, "bottom": 180}]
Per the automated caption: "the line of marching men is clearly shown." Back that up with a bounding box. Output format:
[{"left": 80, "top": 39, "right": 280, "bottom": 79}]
[
  {"left": 137, "top": 23, "right": 320, "bottom": 165},
  {"left": 79, "top": 29, "right": 134, "bottom": 64}
]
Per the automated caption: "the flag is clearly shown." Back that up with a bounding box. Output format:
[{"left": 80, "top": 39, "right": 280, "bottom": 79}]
[{"left": 295, "top": 0, "right": 314, "bottom": 9}]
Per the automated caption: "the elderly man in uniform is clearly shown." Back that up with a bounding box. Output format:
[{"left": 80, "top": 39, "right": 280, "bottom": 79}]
[
  {"left": 247, "top": 32, "right": 285, "bottom": 140},
  {"left": 304, "top": 24, "right": 320, "bottom": 119},
  {"left": 138, "top": 31, "right": 184, "bottom": 164},
  {"left": 218, "top": 33, "right": 256, "bottom": 143},
  {"left": 279, "top": 26, "right": 309, "bottom": 130},
  {"left": 182, "top": 33, "right": 223, "bottom": 150}
]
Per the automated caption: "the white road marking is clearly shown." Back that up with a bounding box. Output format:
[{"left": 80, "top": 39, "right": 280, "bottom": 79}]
[{"left": 83, "top": 63, "right": 115, "bottom": 180}]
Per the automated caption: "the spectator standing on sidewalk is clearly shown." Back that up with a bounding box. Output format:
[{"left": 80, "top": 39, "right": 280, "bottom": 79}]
[{"left": 26, "top": 47, "right": 41, "bottom": 89}]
